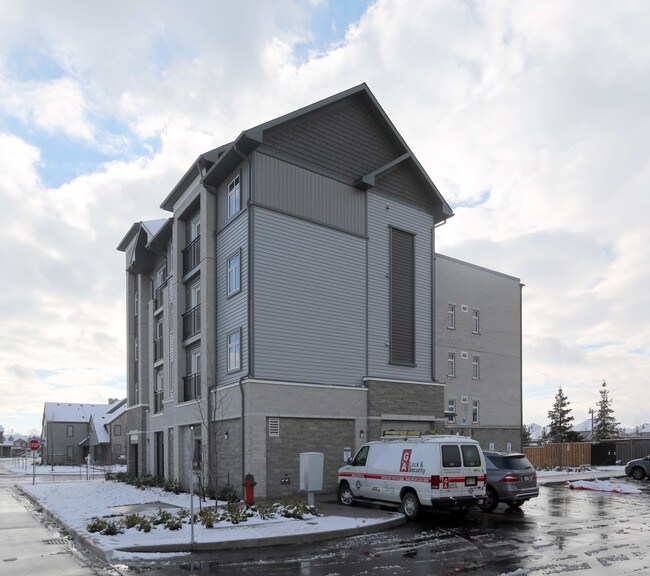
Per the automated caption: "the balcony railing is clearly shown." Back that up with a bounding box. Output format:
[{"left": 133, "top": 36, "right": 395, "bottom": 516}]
[
  {"left": 183, "top": 236, "right": 200, "bottom": 275},
  {"left": 154, "top": 390, "right": 164, "bottom": 413},
  {"left": 182, "top": 304, "right": 201, "bottom": 340},
  {"left": 153, "top": 282, "right": 166, "bottom": 311},
  {"left": 183, "top": 372, "right": 201, "bottom": 402},
  {"left": 154, "top": 337, "right": 163, "bottom": 362}
]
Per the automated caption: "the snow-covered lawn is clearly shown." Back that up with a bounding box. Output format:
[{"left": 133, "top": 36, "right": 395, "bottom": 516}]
[{"left": 19, "top": 479, "right": 395, "bottom": 560}]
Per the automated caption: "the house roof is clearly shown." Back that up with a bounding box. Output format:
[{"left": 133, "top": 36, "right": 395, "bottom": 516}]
[
  {"left": 116, "top": 218, "right": 168, "bottom": 252},
  {"left": 42, "top": 399, "right": 126, "bottom": 428},
  {"left": 160, "top": 83, "right": 453, "bottom": 223},
  {"left": 89, "top": 400, "right": 127, "bottom": 445}
]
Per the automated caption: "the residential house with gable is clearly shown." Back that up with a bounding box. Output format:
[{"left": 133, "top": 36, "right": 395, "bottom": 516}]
[{"left": 118, "top": 84, "right": 522, "bottom": 498}]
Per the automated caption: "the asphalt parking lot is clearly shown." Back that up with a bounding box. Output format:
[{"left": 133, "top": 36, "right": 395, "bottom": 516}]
[{"left": 126, "top": 477, "right": 650, "bottom": 576}]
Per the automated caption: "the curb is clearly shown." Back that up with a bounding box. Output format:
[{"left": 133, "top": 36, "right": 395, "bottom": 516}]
[
  {"left": 117, "top": 513, "right": 406, "bottom": 553},
  {"left": 16, "top": 485, "right": 405, "bottom": 556},
  {"left": 16, "top": 485, "right": 110, "bottom": 564}
]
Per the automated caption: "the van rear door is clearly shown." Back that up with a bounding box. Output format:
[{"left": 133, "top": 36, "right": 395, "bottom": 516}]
[
  {"left": 439, "top": 444, "right": 467, "bottom": 499},
  {"left": 460, "top": 443, "right": 485, "bottom": 497}
]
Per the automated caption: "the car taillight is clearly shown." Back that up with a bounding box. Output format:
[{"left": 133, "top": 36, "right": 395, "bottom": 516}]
[
  {"left": 431, "top": 475, "right": 440, "bottom": 489},
  {"left": 499, "top": 473, "right": 519, "bottom": 483}
]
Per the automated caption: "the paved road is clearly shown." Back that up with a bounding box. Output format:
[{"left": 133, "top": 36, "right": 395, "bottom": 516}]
[
  {"left": 126, "top": 477, "right": 650, "bottom": 575},
  {"left": 0, "top": 467, "right": 117, "bottom": 576}
]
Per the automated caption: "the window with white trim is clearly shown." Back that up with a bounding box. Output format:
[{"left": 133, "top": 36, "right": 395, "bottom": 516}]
[
  {"left": 227, "top": 174, "right": 241, "bottom": 219},
  {"left": 472, "top": 400, "right": 480, "bottom": 423},
  {"left": 227, "top": 250, "right": 241, "bottom": 296},
  {"left": 447, "top": 352, "right": 456, "bottom": 377},
  {"left": 227, "top": 329, "right": 241, "bottom": 372},
  {"left": 446, "top": 398, "right": 456, "bottom": 423},
  {"left": 472, "top": 355, "right": 480, "bottom": 380},
  {"left": 447, "top": 303, "right": 455, "bottom": 329},
  {"left": 66, "top": 424, "right": 74, "bottom": 437},
  {"left": 472, "top": 309, "right": 480, "bottom": 334}
]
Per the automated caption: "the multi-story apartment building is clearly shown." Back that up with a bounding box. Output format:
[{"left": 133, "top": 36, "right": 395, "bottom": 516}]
[
  {"left": 435, "top": 254, "right": 523, "bottom": 450},
  {"left": 117, "top": 84, "right": 521, "bottom": 499}
]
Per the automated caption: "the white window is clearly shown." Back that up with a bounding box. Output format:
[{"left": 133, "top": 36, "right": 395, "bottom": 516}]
[
  {"left": 134, "top": 290, "right": 139, "bottom": 315},
  {"left": 227, "top": 251, "right": 241, "bottom": 296},
  {"left": 472, "top": 355, "right": 480, "bottom": 379},
  {"left": 227, "top": 329, "right": 241, "bottom": 372},
  {"left": 66, "top": 425, "right": 74, "bottom": 437},
  {"left": 189, "top": 280, "right": 201, "bottom": 308},
  {"left": 190, "top": 347, "right": 201, "bottom": 375},
  {"left": 447, "top": 398, "right": 456, "bottom": 423},
  {"left": 134, "top": 336, "right": 139, "bottom": 358},
  {"left": 447, "top": 352, "right": 455, "bottom": 377},
  {"left": 472, "top": 400, "right": 480, "bottom": 424},
  {"left": 472, "top": 309, "right": 480, "bottom": 334},
  {"left": 114, "top": 425, "right": 122, "bottom": 436},
  {"left": 227, "top": 174, "right": 241, "bottom": 218},
  {"left": 155, "top": 265, "right": 167, "bottom": 289},
  {"left": 447, "top": 304, "right": 455, "bottom": 329},
  {"left": 189, "top": 213, "right": 200, "bottom": 242}
]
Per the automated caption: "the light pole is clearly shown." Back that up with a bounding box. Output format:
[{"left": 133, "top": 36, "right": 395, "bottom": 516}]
[{"left": 588, "top": 408, "right": 594, "bottom": 440}]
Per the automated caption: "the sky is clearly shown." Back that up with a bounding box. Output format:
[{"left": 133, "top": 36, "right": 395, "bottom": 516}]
[{"left": 0, "top": 0, "right": 648, "bottom": 436}]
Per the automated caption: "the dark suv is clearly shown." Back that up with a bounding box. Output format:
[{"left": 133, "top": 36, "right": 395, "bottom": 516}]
[{"left": 478, "top": 451, "right": 539, "bottom": 512}]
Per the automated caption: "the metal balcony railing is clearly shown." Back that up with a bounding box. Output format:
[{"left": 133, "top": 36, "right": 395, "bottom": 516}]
[
  {"left": 182, "top": 236, "right": 200, "bottom": 275},
  {"left": 154, "top": 390, "right": 164, "bottom": 413},
  {"left": 183, "top": 372, "right": 201, "bottom": 402},
  {"left": 154, "top": 337, "right": 163, "bottom": 362},
  {"left": 153, "top": 282, "right": 166, "bottom": 311},
  {"left": 182, "top": 304, "right": 201, "bottom": 339}
]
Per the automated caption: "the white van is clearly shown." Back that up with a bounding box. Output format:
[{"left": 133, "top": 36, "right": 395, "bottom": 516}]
[{"left": 337, "top": 433, "right": 486, "bottom": 519}]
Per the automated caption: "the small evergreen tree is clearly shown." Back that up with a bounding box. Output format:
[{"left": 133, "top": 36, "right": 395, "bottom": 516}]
[
  {"left": 592, "top": 380, "right": 620, "bottom": 440},
  {"left": 547, "top": 387, "right": 582, "bottom": 443},
  {"left": 522, "top": 424, "right": 532, "bottom": 446}
]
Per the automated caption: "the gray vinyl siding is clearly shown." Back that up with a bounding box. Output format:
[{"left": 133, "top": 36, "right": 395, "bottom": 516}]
[
  {"left": 216, "top": 212, "right": 249, "bottom": 386},
  {"left": 253, "top": 152, "right": 366, "bottom": 236},
  {"left": 367, "top": 191, "right": 434, "bottom": 380},
  {"left": 259, "top": 98, "right": 398, "bottom": 184},
  {"left": 376, "top": 163, "right": 433, "bottom": 211},
  {"left": 253, "top": 208, "right": 366, "bottom": 386}
]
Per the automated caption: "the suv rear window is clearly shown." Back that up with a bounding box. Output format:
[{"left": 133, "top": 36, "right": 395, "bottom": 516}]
[{"left": 486, "top": 454, "right": 533, "bottom": 470}]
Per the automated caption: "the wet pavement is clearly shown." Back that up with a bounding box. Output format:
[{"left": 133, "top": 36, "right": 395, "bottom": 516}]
[{"left": 120, "top": 476, "right": 650, "bottom": 575}]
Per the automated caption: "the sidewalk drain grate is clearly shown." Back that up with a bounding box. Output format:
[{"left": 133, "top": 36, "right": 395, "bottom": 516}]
[{"left": 43, "top": 538, "right": 67, "bottom": 545}]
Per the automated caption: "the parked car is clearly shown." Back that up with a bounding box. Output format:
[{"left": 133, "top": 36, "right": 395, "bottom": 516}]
[
  {"left": 478, "top": 451, "right": 539, "bottom": 512},
  {"left": 625, "top": 456, "right": 650, "bottom": 480}
]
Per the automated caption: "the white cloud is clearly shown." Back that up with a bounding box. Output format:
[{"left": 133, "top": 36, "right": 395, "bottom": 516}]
[{"left": 1, "top": 0, "right": 649, "bottom": 433}]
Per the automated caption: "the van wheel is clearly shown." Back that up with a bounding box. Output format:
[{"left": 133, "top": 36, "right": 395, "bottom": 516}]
[
  {"left": 337, "top": 483, "right": 356, "bottom": 506},
  {"left": 400, "top": 491, "right": 420, "bottom": 520},
  {"left": 478, "top": 486, "right": 499, "bottom": 512}
]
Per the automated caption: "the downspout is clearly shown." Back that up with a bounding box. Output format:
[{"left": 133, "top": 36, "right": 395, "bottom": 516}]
[
  {"left": 233, "top": 141, "right": 254, "bottom": 485},
  {"left": 520, "top": 283, "right": 525, "bottom": 450}
]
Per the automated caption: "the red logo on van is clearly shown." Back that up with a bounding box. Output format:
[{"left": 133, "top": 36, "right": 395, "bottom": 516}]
[{"left": 400, "top": 449, "right": 412, "bottom": 472}]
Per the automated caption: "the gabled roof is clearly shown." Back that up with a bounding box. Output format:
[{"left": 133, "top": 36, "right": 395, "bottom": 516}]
[
  {"left": 161, "top": 84, "right": 453, "bottom": 222},
  {"left": 42, "top": 400, "right": 127, "bottom": 430},
  {"left": 116, "top": 219, "right": 168, "bottom": 252}
]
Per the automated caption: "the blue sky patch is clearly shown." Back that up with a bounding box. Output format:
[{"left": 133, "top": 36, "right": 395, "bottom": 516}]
[{"left": 450, "top": 189, "right": 491, "bottom": 209}]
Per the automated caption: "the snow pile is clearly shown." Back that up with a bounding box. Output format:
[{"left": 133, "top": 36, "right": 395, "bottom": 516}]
[{"left": 565, "top": 480, "right": 641, "bottom": 494}]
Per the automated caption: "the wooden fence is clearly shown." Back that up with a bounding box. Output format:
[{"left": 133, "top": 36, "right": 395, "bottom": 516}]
[{"left": 524, "top": 443, "right": 592, "bottom": 469}]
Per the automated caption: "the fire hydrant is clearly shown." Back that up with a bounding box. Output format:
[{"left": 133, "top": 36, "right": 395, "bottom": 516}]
[{"left": 244, "top": 473, "right": 257, "bottom": 505}]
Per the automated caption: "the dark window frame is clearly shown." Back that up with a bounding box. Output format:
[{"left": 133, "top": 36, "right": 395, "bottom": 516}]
[{"left": 389, "top": 226, "right": 416, "bottom": 366}]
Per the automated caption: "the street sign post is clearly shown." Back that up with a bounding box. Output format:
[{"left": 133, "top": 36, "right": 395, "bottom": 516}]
[{"left": 29, "top": 439, "right": 40, "bottom": 485}]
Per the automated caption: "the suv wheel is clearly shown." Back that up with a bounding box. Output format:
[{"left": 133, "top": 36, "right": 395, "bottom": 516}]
[
  {"left": 478, "top": 486, "right": 499, "bottom": 512},
  {"left": 631, "top": 467, "right": 646, "bottom": 481}
]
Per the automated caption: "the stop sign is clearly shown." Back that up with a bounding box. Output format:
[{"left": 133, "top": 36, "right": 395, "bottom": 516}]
[{"left": 28, "top": 439, "right": 40, "bottom": 451}]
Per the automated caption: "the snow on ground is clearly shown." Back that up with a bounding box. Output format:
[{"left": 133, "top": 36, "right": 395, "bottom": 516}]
[
  {"left": 18, "top": 478, "right": 394, "bottom": 560},
  {"left": 565, "top": 479, "right": 641, "bottom": 494},
  {"left": 536, "top": 465, "right": 626, "bottom": 479}
]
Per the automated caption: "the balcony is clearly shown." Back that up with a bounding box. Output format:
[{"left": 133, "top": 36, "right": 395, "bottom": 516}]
[
  {"left": 183, "top": 372, "right": 201, "bottom": 402},
  {"left": 182, "top": 305, "right": 201, "bottom": 340},
  {"left": 153, "top": 282, "right": 166, "bottom": 311},
  {"left": 183, "top": 236, "right": 200, "bottom": 276},
  {"left": 154, "top": 337, "right": 163, "bottom": 362},
  {"left": 154, "top": 390, "right": 164, "bottom": 413}
]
